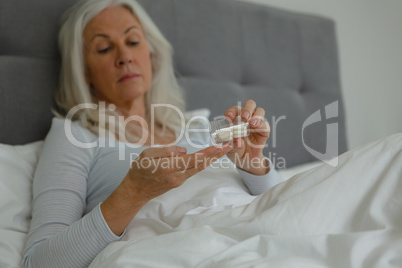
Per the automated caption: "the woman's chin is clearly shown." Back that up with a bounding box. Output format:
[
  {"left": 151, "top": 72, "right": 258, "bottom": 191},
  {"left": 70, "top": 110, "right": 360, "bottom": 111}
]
[{"left": 120, "top": 86, "right": 149, "bottom": 100}]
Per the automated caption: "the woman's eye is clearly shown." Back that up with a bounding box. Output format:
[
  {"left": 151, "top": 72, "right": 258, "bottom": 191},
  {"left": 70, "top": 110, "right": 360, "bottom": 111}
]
[
  {"left": 98, "top": 48, "right": 110, "bottom": 54},
  {"left": 129, "top": 41, "right": 139, "bottom": 46}
]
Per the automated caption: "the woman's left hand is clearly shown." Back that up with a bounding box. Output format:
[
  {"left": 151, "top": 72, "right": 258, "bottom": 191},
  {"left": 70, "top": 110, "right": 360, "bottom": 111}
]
[{"left": 224, "top": 99, "right": 271, "bottom": 175}]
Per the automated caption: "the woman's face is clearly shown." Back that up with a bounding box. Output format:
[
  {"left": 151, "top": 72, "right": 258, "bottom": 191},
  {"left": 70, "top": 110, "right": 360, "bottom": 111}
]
[{"left": 83, "top": 6, "right": 152, "bottom": 108}]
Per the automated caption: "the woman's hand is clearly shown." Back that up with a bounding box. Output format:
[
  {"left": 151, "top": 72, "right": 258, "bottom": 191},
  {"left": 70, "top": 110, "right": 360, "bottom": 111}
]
[
  {"left": 101, "top": 144, "right": 232, "bottom": 236},
  {"left": 224, "top": 99, "right": 271, "bottom": 175},
  {"left": 125, "top": 144, "right": 232, "bottom": 202}
]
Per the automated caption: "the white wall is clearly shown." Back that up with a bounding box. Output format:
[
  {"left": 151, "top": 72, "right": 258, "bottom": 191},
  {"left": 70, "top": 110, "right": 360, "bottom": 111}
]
[{"left": 239, "top": 0, "right": 402, "bottom": 149}]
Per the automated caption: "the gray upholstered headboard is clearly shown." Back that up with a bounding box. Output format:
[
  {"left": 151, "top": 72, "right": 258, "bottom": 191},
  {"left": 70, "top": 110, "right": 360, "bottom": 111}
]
[{"left": 0, "top": 0, "right": 347, "bottom": 168}]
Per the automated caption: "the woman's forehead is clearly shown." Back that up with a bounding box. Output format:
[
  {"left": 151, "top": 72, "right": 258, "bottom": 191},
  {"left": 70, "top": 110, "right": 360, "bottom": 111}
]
[{"left": 84, "top": 5, "right": 142, "bottom": 39}]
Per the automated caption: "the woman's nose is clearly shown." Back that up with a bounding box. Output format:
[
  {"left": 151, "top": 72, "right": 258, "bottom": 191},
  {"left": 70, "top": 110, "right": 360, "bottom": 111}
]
[{"left": 116, "top": 47, "right": 133, "bottom": 66}]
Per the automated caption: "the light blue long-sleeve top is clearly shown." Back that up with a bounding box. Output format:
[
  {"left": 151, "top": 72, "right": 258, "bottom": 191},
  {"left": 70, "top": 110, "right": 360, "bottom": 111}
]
[{"left": 23, "top": 117, "right": 283, "bottom": 268}]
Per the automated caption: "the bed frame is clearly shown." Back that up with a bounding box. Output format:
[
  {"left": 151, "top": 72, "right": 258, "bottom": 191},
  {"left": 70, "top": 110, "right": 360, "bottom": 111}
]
[{"left": 0, "top": 0, "right": 347, "bottom": 168}]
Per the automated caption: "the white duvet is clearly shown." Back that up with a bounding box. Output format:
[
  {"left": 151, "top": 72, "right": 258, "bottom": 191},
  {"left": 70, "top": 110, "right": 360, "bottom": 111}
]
[{"left": 89, "top": 134, "right": 402, "bottom": 268}]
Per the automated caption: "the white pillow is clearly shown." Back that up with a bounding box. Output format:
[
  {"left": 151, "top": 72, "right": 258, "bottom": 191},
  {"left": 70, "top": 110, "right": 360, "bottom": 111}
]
[
  {"left": 0, "top": 141, "right": 43, "bottom": 268},
  {"left": 184, "top": 108, "right": 211, "bottom": 120}
]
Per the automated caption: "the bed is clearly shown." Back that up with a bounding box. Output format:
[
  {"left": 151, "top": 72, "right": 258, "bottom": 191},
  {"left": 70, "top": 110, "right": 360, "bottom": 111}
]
[{"left": 0, "top": 0, "right": 401, "bottom": 267}]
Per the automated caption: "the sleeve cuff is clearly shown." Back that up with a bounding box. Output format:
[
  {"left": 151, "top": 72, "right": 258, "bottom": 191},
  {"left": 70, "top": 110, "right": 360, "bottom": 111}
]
[
  {"left": 90, "top": 203, "right": 126, "bottom": 242},
  {"left": 237, "top": 158, "right": 283, "bottom": 195}
]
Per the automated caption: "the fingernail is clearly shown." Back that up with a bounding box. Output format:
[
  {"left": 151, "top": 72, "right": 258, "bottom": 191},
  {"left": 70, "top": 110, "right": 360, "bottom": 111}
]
[
  {"left": 178, "top": 147, "right": 187, "bottom": 154},
  {"left": 227, "top": 112, "right": 234, "bottom": 118},
  {"left": 242, "top": 111, "right": 250, "bottom": 120},
  {"left": 236, "top": 139, "right": 242, "bottom": 148},
  {"left": 250, "top": 118, "right": 258, "bottom": 126}
]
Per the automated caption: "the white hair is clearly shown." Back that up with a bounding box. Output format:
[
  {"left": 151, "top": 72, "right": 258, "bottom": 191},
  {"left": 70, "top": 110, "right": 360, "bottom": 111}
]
[{"left": 56, "top": 0, "right": 185, "bottom": 141}]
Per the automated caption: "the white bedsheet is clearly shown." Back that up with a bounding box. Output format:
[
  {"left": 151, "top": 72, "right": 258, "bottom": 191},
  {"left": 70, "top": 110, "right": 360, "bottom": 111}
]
[
  {"left": 90, "top": 133, "right": 402, "bottom": 268},
  {"left": 278, "top": 161, "right": 322, "bottom": 181}
]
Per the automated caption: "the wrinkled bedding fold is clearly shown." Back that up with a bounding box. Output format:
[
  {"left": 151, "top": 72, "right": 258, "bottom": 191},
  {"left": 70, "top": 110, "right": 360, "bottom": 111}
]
[{"left": 90, "top": 134, "right": 402, "bottom": 268}]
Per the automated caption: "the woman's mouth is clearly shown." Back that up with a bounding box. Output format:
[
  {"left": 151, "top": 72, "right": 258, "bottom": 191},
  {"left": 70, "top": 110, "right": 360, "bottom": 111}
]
[{"left": 119, "top": 73, "right": 140, "bottom": 82}]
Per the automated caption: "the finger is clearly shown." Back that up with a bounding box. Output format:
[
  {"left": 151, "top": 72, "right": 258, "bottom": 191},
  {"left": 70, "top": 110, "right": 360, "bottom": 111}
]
[
  {"left": 176, "top": 144, "right": 232, "bottom": 170},
  {"left": 178, "top": 145, "right": 232, "bottom": 176},
  {"left": 172, "top": 146, "right": 221, "bottom": 170},
  {"left": 249, "top": 107, "right": 265, "bottom": 128},
  {"left": 250, "top": 120, "right": 271, "bottom": 138},
  {"left": 233, "top": 137, "right": 243, "bottom": 149},
  {"left": 197, "top": 144, "right": 233, "bottom": 158},
  {"left": 198, "top": 144, "right": 232, "bottom": 169},
  {"left": 140, "top": 146, "right": 187, "bottom": 158},
  {"left": 241, "top": 99, "right": 257, "bottom": 122},
  {"left": 224, "top": 105, "right": 242, "bottom": 120}
]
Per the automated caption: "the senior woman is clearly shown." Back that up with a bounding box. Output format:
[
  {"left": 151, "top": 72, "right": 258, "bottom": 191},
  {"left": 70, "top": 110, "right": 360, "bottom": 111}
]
[{"left": 23, "top": 0, "right": 282, "bottom": 267}]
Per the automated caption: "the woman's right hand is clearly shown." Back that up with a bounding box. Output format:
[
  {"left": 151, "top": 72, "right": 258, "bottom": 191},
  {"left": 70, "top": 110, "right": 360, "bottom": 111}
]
[
  {"left": 100, "top": 144, "right": 232, "bottom": 236},
  {"left": 125, "top": 144, "right": 232, "bottom": 203}
]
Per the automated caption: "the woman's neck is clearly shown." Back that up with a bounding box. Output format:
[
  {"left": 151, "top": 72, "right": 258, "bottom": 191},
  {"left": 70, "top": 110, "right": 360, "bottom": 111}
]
[
  {"left": 115, "top": 97, "right": 146, "bottom": 120},
  {"left": 115, "top": 111, "right": 177, "bottom": 146}
]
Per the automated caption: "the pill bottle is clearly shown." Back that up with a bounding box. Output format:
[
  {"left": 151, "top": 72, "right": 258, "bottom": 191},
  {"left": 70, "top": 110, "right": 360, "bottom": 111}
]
[{"left": 209, "top": 116, "right": 250, "bottom": 144}]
